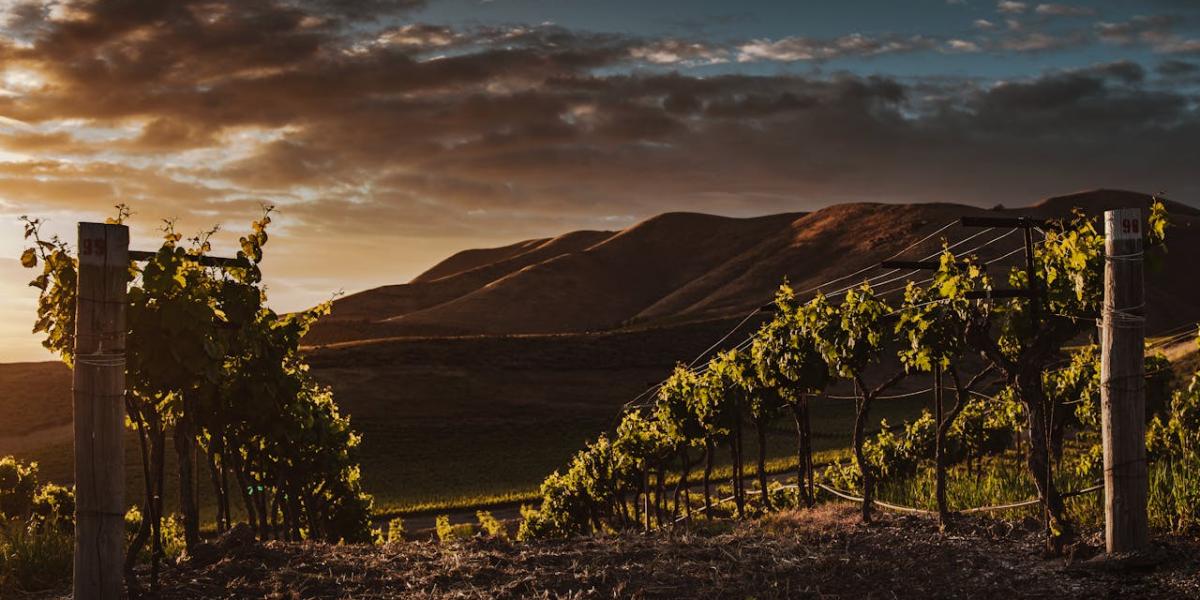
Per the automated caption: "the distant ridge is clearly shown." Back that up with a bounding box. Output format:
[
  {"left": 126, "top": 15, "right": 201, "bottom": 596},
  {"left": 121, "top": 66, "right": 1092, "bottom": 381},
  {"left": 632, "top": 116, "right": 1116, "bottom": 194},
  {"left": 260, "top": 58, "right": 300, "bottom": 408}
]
[
  {"left": 412, "top": 230, "right": 616, "bottom": 283},
  {"left": 305, "top": 189, "right": 1199, "bottom": 346}
]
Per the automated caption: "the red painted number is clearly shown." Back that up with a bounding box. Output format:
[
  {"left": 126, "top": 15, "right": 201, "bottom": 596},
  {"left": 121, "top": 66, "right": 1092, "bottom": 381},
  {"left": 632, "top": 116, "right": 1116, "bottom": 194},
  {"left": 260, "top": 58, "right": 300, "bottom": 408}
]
[
  {"left": 1121, "top": 218, "right": 1139, "bottom": 235},
  {"left": 82, "top": 238, "right": 106, "bottom": 256}
]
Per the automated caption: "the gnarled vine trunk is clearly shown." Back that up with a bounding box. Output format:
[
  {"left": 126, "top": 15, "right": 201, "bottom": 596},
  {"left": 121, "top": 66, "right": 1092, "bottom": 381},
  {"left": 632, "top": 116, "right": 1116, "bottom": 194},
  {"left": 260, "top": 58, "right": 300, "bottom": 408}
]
[
  {"left": 703, "top": 437, "right": 714, "bottom": 517},
  {"left": 851, "top": 388, "right": 876, "bottom": 523},
  {"left": 755, "top": 421, "right": 771, "bottom": 510},
  {"left": 792, "top": 396, "right": 814, "bottom": 508},
  {"left": 1015, "top": 370, "right": 1073, "bottom": 552},
  {"left": 173, "top": 415, "right": 200, "bottom": 552}
]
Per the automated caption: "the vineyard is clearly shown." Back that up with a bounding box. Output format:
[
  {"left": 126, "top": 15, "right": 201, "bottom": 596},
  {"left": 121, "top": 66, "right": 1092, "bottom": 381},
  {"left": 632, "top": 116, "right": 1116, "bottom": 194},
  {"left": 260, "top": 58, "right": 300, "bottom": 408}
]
[
  {"left": 9, "top": 207, "right": 373, "bottom": 595},
  {"left": 514, "top": 198, "right": 1200, "bottom": 553},
  {"left": 3, "top": 197, "right": 1200, "bottom": 598}
]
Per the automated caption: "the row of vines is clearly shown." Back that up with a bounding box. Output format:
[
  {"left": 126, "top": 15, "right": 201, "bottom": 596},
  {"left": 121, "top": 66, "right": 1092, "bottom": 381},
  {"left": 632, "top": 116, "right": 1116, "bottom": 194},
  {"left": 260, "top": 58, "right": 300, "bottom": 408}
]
[
  {"left": 519, "top": 202, "right": 1197, "bottom": 553},
  {"left": 18, "top": 206, "right": 372, "bottom": 594}
]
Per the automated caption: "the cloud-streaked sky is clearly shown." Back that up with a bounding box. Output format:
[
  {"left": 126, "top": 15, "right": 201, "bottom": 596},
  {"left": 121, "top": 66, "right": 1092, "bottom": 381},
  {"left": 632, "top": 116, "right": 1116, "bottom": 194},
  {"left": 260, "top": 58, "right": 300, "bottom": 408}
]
[{"left": 1, "top": 0, "right": 1198, "bottom": 361}]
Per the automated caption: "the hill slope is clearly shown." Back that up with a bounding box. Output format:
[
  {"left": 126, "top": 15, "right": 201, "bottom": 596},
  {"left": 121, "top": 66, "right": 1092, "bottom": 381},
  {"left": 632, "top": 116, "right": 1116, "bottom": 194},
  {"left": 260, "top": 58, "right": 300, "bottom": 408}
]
[
  {"left": 308, "top": 189, "right": 1200, "bottom": 345},
  {"left": 4, "top": 190, "right": 1198, "bottom": 514}
]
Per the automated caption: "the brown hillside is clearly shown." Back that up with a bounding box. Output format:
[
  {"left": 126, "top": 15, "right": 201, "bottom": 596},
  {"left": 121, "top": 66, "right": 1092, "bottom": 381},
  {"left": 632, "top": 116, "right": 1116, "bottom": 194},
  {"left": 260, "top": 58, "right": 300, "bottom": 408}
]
[
  {"left": 412, "top": 238, "right": 549, "bottom": 283},
  {"left": 0, "top": 361, "right": 71, "bottom": 439},
  {"left": 1030, "top": 188, "right": 1200, "bottom": 218},
  {"left": 382, "top": 212, "right": 803, "bottom": 335},
  {"left": 412, "top": 230, "right": 616, "bottom": 284},
  {"left": 306, "top": 230, "right": 616, "bottom": 344},
  {"left": 308, "top": 189, "right": 1199, "bottom": 344}
]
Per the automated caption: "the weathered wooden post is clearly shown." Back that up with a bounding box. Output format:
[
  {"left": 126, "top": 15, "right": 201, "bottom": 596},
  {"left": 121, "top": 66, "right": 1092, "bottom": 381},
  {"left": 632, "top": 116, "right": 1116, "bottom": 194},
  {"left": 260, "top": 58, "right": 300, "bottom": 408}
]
[
  {"left": 73, "top": 222, "right": 128, "bottom": 599},
  {"left": 1101, "top": 208, "right": 1148, "bottom": 554},
  {"left": 933, "top": 364, "right": 948, "bottom": 526}
]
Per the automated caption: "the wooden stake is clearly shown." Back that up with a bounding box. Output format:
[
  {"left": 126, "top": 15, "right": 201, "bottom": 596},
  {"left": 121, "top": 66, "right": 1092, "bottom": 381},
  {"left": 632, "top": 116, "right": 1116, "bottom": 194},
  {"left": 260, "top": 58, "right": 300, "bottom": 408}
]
[
  {"left": 73, "top": 222, "right": 128, "bottom": 600},
  {"left": 1101, "top": 208, "right": 1148, "bottom": 554},
  {"left": 934, "top": 365, "right": 948, "bottom": 526}
]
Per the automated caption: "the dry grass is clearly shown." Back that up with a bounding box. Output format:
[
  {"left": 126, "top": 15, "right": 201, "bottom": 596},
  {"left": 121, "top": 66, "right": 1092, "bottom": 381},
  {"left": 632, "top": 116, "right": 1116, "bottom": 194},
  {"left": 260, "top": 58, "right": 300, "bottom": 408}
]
[{"left": 117, "top": 504, "right": 1200, "bottom": 599}]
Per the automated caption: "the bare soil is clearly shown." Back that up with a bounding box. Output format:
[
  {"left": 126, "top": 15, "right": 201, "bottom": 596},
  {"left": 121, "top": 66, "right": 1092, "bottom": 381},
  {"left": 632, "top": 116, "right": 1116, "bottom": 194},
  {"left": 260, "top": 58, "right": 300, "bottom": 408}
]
[{"left": 139, "top": 504, "right": 1200, "bottom": 599}]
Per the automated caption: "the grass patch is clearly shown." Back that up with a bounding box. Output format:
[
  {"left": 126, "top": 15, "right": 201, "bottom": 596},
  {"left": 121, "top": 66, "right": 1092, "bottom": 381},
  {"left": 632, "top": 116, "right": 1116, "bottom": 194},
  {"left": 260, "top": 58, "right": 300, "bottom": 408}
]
[{"left": 0, "top": 521, "right": 72, "bottom": 595}]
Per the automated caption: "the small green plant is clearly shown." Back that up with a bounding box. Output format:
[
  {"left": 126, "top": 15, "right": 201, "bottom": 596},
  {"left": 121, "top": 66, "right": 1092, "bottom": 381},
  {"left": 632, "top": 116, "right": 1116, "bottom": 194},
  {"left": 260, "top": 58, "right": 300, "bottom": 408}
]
[
  {"left": 1147, "top": 344, "right": 1200, "bottom": 532},
  {"left": 386, "top": 517, "right": 405, "bottom": 544},
  {"left": 0, "top": 457, "right": 39, "bottom": 520},
  {"left": 30, "top": 484, "right": 74, "bottom": 532},
  {"left": 124, "top": 507, "right": 187, "bottom": 562},
  {"left": 435, "top": 515, "right": 474, "bottom": 543},
  {"left": 475, "top": 510, "right": 508, "bottom": 540}
]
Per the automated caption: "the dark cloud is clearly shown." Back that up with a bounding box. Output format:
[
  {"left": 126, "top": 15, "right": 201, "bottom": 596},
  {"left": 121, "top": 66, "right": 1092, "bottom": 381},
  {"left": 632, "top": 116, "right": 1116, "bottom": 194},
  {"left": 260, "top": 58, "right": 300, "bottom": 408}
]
[
  {"left": 0, "top": 0, "right": 1195, "bottom": 256},
  {"left": 1096, "top": 14, "right": 1200, "bottom": 54},
  {"left": 1079, "top": 60, "right": 1146, "bottom": 83},
  {"left": 1157, "top": 59, "right": 1199, "bottom": 76}
]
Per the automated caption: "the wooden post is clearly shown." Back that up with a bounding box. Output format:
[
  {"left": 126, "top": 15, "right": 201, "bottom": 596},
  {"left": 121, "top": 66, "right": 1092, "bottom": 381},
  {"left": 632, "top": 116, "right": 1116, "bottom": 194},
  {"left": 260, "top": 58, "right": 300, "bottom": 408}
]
[
  {"left": 73, "top": 222, "right": 128, "bottom": 600},
  {"left": 934, "top": 365, "right": 947, "bottom": 526},
  {"left": 1101, "top": 208, "right": 1148, "bottom": 554}
]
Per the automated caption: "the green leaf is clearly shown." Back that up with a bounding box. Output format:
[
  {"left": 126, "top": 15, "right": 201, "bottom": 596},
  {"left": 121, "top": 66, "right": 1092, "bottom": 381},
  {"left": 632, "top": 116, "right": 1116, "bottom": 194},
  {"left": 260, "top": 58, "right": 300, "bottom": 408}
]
[{"left": 20, "top": 248, "right": 37, "bottom": 268}]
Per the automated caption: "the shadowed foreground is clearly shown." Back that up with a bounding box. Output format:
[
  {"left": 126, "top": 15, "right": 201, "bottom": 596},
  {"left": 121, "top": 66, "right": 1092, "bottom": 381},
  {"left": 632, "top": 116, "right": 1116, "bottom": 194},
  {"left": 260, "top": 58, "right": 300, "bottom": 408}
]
[{"left": 93, "top": 505, "right": 1200, "bottom": 599}]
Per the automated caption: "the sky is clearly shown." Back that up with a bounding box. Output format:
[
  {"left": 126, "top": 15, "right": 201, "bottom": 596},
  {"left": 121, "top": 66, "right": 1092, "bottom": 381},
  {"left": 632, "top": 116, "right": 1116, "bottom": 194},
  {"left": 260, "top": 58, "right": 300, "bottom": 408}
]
[{"left": 0, "top": 0, "right": 1198, "bottom": 362}]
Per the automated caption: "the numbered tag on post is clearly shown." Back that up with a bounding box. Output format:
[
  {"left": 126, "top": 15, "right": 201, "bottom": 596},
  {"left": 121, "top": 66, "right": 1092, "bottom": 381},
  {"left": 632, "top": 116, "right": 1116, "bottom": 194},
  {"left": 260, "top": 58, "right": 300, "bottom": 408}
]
[
  {"left": 1107, "top": 209, "right": 1142, "bottom": 241},
  {"left": 79, "top": 229, "right": 108, "bottom": 266}
]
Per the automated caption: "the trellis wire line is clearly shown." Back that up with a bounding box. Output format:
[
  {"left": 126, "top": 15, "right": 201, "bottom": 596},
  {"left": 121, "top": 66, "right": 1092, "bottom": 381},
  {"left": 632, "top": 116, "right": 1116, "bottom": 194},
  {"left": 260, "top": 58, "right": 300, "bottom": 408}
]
[
  {"left": 794, "top": 220, "right": 958, "bottom": 297},
  {"left": 703, "top": 234, "right": 1020, "bottom": 379},
  {"left": 984, "top": 245, "right": 1026, "bottom": 265},
  {"left": 627, "top": 222, "right": 960, "bottom": 406},
  {"left": 881, "top": 296, "right": 950, "bottom": 317},
  {"left": 875, "top": 276, "right": 934, "bottom": 299},
  {"left": 873, "top": 239, "right": 1025, "bottom": 299},
  {"left": 1148, "top": 320, "right": 1200, "bottom": 342},
  {"left": 75, "top": 353, "right": 127, "bottom": 368},
  {"left": 716, "top": 224, "right": 1014, "bottom": 358},
  {"left": 626, "top": 333, "right": 757, "bottom": 409},
  {"left": 684, "top": 309, "right": 770, "bottom": 369},
  {"left": 661, "top": 477, "right": 1104, "bottom": 526},
  {"left": 815, "top": 484, "right": 935, "bottom": 515},
  {"left": 825, "top": 387, "right": 938, "bottom": 401},
  {"left": 641, "top": 235, "right": 1033, "bottom": 406},
  {"left": 968, "top": 390, "right": 1000, "bottom": 401},
  {"left": 819, "top": 226, "right": 1006, "bottom": 301},
  {"left": 1147, "top": 328, "right": 1199, "bottom": 350},
  {"left": 1106, "top": 250, "right": 1145, "bottom": 262},
  {"left": 680, "top": 258, "right": 906, "bottom": 380},
  {"left": 630, "top": 225, "right": 975, "bottom": 406},
  {"left": 816, "top": 482, "right": 1102, "bottom": 516},
  {"left": 622, "top": 222, "right": 1037, "bottom": 414}
]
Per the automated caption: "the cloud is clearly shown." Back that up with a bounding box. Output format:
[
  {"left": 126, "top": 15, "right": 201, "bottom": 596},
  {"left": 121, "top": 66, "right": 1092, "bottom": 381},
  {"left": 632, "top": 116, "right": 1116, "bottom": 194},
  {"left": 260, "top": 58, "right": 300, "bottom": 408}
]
[
  {"left": 997, "top": 1, "right": 1028, "bottom": 15},
  {"left": 629, "top": 39, "right": 730, "bottom": 65},
  {"left": 945, "top": 39, "right": 983, "bottom": 53},
  {"left": 736, "top": 33, "right": 936, "bottom": 62},
  {"left": 1078, "top": 60, "right": 1146, "bottom": 83},
  {"left": 1096, "top": 15, "right": 1179, "bottom": 44},
  {"left": 0, "top": 0, "right": 1196, "bottom": 328},
  {"left": 372, "top": 23, "right": 462, "bottom": 48},
  {"left": 998, "top": 31, "right": 1082, "bottom": 52},
  {"left": 1096, "top": 14, "right": 1200, "bottom": 54},
  {"left": 1157, "top": 59, "right": 1198, "bottom": 76},
  {"left": 1033, "top": 4, "right": 1096, "bottom": 17}
]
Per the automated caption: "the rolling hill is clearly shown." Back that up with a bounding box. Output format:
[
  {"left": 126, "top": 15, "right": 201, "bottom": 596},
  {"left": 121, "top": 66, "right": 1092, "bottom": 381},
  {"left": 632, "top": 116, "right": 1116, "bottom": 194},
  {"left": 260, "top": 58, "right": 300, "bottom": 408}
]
[
  {"left": 306, "top": 189, "right": 1200, "bottom": 346},
  {"left": 3, "top": 189, "right": 1198, "bottom": 513}
]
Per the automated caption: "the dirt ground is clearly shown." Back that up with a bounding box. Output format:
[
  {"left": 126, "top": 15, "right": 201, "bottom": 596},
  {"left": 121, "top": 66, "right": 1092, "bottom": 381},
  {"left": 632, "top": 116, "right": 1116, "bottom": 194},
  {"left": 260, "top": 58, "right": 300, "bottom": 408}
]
[{"left": 120, "top": 504, "right": 1200, "bottom": 599}]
